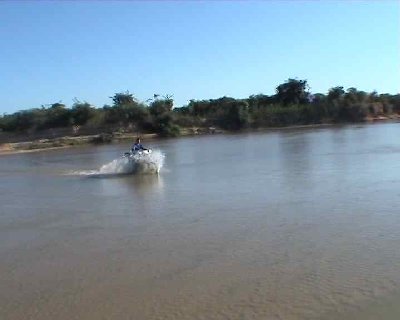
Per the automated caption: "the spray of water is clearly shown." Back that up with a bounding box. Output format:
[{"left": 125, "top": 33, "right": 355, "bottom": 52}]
[{"left": 72, "top": 149, "right": 165, "bottom": 177}]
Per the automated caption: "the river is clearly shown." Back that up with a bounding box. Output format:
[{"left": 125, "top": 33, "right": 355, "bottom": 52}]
[{"left": 1, "top": 123, "right": 400, "bottom": 319}]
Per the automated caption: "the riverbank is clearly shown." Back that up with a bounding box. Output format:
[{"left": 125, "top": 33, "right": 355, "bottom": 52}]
[
  {"left": 0, "top": 133, "right": 155, "bottom": 155},
  {"left": 0, "top": 117, "right": 397, "bottom": 156},
  {"left": 0, "top": 127, "right": 221, "bottom": 156}
]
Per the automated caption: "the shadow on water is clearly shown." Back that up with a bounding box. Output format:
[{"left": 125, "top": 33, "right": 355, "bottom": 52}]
[
  {"left": 123, "top": 173, "right": 164, "bottom": 192},
  {"left": 115, "top": 173, "right": 165, "bottom": 200},
  {"left": 77, "top": 170, "right": 165, "bottom": 203},
  {"left": 83, "top": 171, "right": 160, "bottom": 180}
]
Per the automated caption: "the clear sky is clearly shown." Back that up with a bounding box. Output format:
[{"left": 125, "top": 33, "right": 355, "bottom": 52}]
[{"left": 0, "top": 1, "right": 399, "bottom": 114}]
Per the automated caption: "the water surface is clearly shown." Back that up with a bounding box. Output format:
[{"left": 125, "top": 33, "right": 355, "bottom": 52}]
[{"left": 1, "top": 123, "right": 400, "bottom": 319}]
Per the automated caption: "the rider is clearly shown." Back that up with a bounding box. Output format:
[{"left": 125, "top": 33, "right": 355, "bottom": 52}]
[{"left": 132, "top": 137, "right": 148, "bottom": 153}]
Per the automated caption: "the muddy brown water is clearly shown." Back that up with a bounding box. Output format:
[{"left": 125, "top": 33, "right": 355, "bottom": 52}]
[{"left": 1, "top": 123, "right": 400, "bottom": 320}]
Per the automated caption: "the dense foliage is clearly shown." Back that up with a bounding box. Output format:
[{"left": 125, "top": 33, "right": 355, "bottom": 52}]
[{"left": 1, "top": 79, "right": 399, "bottom": 137}]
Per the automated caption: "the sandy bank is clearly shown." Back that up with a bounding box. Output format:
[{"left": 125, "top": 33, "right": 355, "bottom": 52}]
[
  {"left": 0, "top": 132, "right": 156, "bottom": 156},
  {"left": 0, "top": 128, "right": 219, "bottom": 156},
  {"left": 0, "top": 117, "right": 397, "bottom": 156}
]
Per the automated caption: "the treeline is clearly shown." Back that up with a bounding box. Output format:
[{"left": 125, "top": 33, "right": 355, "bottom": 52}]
[{"left": 1, "top": 79, "right": 400, "bottom": 137}]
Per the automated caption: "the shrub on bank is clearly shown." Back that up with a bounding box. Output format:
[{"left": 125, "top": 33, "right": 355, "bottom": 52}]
[{"left": 1, "top": 80, "right": 399, "bottom": 140}]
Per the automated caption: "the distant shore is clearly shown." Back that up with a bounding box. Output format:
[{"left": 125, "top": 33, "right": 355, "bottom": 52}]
[
  {"left": 0, "top": 127, "right": 220, "bottom": 156},
  {"left": 0, "top": 132, "right": 157, "bottom": 156},
  {"left": 0, "top": 117, "right": 397, "bottom": 156}
]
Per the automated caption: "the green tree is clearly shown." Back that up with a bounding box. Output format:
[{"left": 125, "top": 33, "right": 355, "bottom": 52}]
[
  {"left": 43, "top": 103, "right": 71, "bottom": 128},
  {"left": 217, "top": 100, "right": 249, "bottom": 130},
  {"left": 275, "top": 78, "right": 310, "bottom": 106},
  {"left": 110, "top": 91, "right": 136, "bottom": 107},
  {"left": 327, "top": 86, "right": 345, "bottom": 101},
  {"left": 148, "top": 95, "right": 180, "bottom": 136},
  {"left": 149, "top": 96, "right": 173, "bottom": 116},
  {"left": 105, "top": 92, "right": 147, "bottom": 128},
  {"left": 71, "top": 101, "right": 96, "bottom": 126}
]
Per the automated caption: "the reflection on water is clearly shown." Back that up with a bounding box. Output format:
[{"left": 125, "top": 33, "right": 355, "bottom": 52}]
[
  {"left": 1, "top": 123, "right": 400, "bottom": 320},
  {"left": 123, "top": 174, "right": 164, "bottom": 196},
  {"left": 278, "top": 131, "right": 311, "bottom": 187}
]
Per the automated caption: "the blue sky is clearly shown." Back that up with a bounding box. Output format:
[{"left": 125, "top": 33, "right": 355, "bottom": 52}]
[{"left": 0, "top": 1, "right": 399, "bottom": 114}]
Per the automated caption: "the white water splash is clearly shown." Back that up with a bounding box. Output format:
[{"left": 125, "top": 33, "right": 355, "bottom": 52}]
[{"left": 72, "top": 149, "right": 165, "bottom": 177}]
